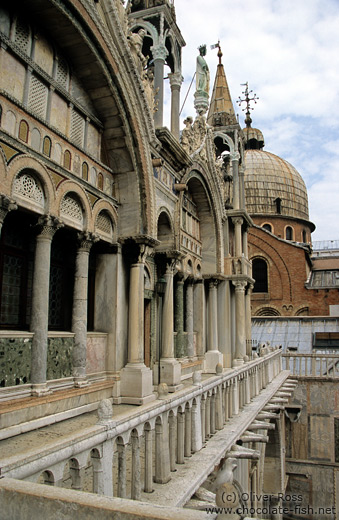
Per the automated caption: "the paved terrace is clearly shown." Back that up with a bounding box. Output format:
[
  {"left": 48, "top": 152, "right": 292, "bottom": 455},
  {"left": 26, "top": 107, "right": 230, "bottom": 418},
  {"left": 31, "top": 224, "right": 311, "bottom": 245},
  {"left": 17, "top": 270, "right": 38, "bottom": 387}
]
[{"left": 0, "top": 350, "right": 294, "bottom": 516}]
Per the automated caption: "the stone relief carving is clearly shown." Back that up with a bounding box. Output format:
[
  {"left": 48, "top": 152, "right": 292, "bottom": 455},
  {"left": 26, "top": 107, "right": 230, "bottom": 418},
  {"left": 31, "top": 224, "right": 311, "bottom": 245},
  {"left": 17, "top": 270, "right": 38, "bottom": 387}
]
[
  {"left": 115, "top": 0, "right": 129, "bottom": 36},
  {"left": 128, "top": 28, "right": 147, "bottom": 75},
  {"left": 142, "top": 67, "right": 158, "bottom": 113}
]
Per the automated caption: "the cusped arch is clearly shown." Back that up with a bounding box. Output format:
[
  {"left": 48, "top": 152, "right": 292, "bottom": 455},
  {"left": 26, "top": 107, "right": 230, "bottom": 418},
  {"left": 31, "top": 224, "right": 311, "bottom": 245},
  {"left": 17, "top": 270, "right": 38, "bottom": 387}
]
[
  {"left": 156, "top": 207, "right": 175, "bottom": 252},
  {"left": 55, "top": 180, "right": 92, "bottom": 231},
  {"left": 181, "top": 169, "right": 222, "bottom": 274},
  {"left": 7, "top": 155, "right": 56, "bottom": 211},
  {"left": 93, "top": 200, "right": 118, "bottom": 242},
  {"left": 213, "top": 131, "right": 235, "bottom": 155}
]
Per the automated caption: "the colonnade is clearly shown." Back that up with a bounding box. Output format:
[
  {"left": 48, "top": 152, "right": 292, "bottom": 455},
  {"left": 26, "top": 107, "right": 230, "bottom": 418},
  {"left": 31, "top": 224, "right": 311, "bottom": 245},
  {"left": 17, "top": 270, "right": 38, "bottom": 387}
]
[{"left": 0, "top": 206, "right": 99, "bottom": 396}]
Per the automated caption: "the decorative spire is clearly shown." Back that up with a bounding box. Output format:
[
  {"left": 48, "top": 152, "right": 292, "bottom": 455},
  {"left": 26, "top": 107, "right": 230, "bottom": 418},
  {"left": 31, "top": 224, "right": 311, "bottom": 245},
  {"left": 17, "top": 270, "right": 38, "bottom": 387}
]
[
  {"left": 237, "top": 82, "right": 259, "bottom": 128},
  {"left": 207, "top": 42, "right": 237, "bottom": 127}
]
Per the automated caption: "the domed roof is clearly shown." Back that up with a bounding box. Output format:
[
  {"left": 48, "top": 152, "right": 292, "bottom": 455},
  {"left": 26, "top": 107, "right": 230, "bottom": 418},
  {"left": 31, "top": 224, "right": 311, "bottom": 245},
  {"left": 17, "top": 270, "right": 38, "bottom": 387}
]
[{"left": 244, "top": 149, "right": 310, "bottom": 222}]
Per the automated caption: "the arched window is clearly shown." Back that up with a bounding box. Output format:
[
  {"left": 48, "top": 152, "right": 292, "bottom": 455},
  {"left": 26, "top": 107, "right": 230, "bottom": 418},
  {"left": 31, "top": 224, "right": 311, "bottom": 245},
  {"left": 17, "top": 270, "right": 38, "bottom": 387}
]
[
  {"left": 274, "top": 197, "right": 281, "bottom": 214},
  {"left": 285, "top": 226, "right": 293, "bottom": 241},
  {"left": 0, "top": 211, "right": 36, "bottom": 331},
  {"left": 18, "top": 120, "right": 29, "bottom": 142},
  {"left": 63, "top": 150, "right": 72, "bottom": 170},
  {"left": 43, "top": 136, "right": 52, "bottom": 157},
  {"left": 302, "top": 229, "right": 307, "bottom": 243},
  {"left": 252, "top": 258, "right": 268, "bottom": 293},
  {"left": 82, "top": 162, "right": 88, "bottom": 181},
  {"left": 262, "top": 223, "right": 272, "bottom": 233},
  {"left": 97, "top": 173, "right": 104, "bottom": 190}
]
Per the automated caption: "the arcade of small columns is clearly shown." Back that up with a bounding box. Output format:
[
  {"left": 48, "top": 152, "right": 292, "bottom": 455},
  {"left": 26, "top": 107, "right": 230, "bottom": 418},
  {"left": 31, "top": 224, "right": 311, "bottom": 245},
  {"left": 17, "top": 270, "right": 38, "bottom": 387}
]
[
  {"left": 0, "top": 198, "right": 99, "bottom": 396},
  {"left": 1, "top": 196, "right": 253, "bottom": 401},
  {"left": 120, "top": 228, "right": 254, "bottom": 403},
  {"left": 1, "top": 351, "right": 294, "bottom": 508}
]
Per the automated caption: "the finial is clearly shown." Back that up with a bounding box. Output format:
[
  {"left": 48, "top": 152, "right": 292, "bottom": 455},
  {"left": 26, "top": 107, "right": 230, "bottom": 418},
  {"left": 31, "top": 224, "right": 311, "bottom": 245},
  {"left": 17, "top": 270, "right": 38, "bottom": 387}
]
[
  {"left": 237, "top": 82, "right": 259, "bottom": 128},
  {"left": 211, "top": 40, "right": 222, "bottom": 65}
]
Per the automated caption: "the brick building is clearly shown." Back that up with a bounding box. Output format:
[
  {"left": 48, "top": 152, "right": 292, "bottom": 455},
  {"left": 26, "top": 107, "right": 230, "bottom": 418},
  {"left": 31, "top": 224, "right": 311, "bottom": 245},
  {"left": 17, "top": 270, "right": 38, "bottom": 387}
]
[{"left": 243, "top": 120, "right": 339, "bottom": 317}]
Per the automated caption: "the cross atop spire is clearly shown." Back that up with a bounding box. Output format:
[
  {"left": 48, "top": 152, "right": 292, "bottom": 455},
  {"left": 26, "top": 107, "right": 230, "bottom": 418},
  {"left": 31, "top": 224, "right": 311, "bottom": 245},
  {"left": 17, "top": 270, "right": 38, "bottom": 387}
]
[{"left": 237, "top": 82, "right": 259, "bottom": 128}]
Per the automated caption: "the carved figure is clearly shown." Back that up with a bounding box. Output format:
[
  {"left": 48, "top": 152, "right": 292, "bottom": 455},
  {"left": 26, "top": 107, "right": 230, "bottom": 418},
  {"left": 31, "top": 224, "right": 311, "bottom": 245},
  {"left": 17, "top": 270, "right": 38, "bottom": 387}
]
[
  {"left": 97, "top": 398, "right": 113, "bottom": 422},
  {"left": 128, "top": 28, "right": 147, "bottom": 75},
  {"left": 142, "top": 67, "right": 158, "bottom": 113},
  {"left": 180, "top": 116, "right": 193, "bottom": 154},
  {"left": 196, "top": 45, "right": 210, "bottom": 94},
  {"left": 115, "top": 0, "right": 129, "bottom": 36}
]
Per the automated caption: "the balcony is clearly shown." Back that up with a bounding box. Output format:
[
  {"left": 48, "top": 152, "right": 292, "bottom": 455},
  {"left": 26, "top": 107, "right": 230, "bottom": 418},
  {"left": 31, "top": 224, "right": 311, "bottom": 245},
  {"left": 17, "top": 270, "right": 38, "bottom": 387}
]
[{"left": 0, "top": 349, "right": 295, "bottom": 518}]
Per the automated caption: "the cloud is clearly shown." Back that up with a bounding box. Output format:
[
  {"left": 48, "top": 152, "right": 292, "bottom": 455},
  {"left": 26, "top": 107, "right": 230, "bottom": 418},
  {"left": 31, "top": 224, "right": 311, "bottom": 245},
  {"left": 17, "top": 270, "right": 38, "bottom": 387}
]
[{"left": 170, "top": 0, "right": 339, "bottom": 241}]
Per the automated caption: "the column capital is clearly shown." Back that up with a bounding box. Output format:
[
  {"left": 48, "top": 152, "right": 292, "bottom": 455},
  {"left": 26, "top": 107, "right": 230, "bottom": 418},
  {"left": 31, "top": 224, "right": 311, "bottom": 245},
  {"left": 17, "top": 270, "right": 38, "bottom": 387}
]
[
  {"left": 165, "top": 258, "right": 177, "bottom": 275},
  {"left": 208, "top": 279, "right": 220, "bottom": 289},
  {"left": 168, "top": 71, "right": 184, "bottom": 90},
  {"left": 35, "top": 214, "right": 63, "bottom": 239},
  {"left": 77, "top": 231, "right": 99, "bottom": 252},
  {"left": 0, "top": 194, "right": 17, "bottom": 224},
  {"left": 230, "top": 151, "right": 240, "bottom": 161},
  {"left": 232, "top": 279, "right": 247, "bottom": 292},
  {"left": 231, "top": 216, "right": 243, "bottom": 226},
  {"left": 247, "top": 283, "right": 254, "bottom": 294},
  {"left": 151, "top": 44, "right": 168, "bottom": 62}
]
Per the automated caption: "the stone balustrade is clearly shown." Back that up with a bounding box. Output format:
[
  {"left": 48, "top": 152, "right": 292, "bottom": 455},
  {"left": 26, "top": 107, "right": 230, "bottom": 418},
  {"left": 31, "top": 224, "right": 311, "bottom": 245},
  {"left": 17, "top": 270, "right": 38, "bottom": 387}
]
[
  {"left": 0, "top": 350, "right": 283, "bottom": 506},
  {"left": 283, "top": 352, "right": 339, "bottom": 377}
]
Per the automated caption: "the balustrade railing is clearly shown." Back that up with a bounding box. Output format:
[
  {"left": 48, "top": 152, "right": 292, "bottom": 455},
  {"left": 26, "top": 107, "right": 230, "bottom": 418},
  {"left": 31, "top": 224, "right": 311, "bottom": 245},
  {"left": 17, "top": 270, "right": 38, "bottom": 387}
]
[
  {"left": 1, "top": 350, "right": 283, "bottom": 506},
  {"left": 283, "top": 352, "right": 339, "bottom": 377}
]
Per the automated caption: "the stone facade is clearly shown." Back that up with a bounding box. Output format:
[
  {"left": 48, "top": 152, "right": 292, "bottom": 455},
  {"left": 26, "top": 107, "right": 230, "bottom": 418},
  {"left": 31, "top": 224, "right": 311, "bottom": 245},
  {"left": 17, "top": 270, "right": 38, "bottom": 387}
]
[{"left": 0, "top": 1, "right": 297, "bottom": 518}]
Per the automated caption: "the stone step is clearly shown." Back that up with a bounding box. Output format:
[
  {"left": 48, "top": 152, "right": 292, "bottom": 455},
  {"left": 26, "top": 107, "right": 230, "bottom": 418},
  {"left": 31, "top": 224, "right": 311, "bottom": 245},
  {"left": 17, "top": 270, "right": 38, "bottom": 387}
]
[{"left": 0, "top": 381, "right": 114, "bottom": 436}]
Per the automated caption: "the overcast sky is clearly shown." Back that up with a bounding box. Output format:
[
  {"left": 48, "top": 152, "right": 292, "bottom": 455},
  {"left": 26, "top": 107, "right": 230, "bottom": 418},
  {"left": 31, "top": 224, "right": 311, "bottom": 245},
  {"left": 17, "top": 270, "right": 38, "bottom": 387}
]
[{"left": 164, "top": 0, "right": 339, "bottom": 243}]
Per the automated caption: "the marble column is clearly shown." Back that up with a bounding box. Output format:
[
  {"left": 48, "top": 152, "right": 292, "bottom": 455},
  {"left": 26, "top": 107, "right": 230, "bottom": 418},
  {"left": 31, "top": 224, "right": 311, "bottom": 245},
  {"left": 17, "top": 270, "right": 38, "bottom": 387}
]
[
  {"left": 185, "top": 278, "right": 194, "bottom": 358},
  {"left": 232, "top": 280, "right": 247, "bottom": 366},
  {"left": 232, "top": 216, "right": 243, "bottom": 258},
  {"left": 191, "top": 397, "right": 203, "bottom": 452},
  {"left": 174, "top": 276, "right": 185, "bottom": 357},
  {"left": 131, "top": 433, "right": 141, "bottom": 500},
  {"left": 205, "top": 280, "right": 223, "bottom": 373},
  {"left": 30, "top": 215, "right": 63, "bottom": 396},
  {"left": 144, "top": 426, "right": 153, "bottom": 493},
  {"left": 151, "top": 43, "right": 168, "bottom": 128},
  {"left": 215, "top": 386, "right": 223, "bottom": 430},
  {"left": 194, "top": 280, "right": 205, "bottom": 358},
  {"left": 160, "top": 262, "right": 182, "bottom": 390},
  {"left": 231, "top": 151, "right": 240, "bottom": 210},
  {"left": 201, "top": 396, "right": 206, "bottom": 443},
  {"left": 0, "top": 195, "right": 17, "bottom": 236},
  {"left": 177, "top": 410, "right": 185, "bottom": 464},
  {"left": 120, "top": 249, "right": 155, "bottom": 404},
  {"left": 184, "top": 405, "right": 192, "bottom": 457},
  {"left": 93, "top": 439, "right": 113, "bottom": 496},
  {"left": 245, "top": 283, "right": 254, "bottom": 357},
  {"left": 72, "top": 232, "right": 98, "bottom": 387},
  {"left": 117, "top": 441, "right": 126, "bottom": 498},
  {"left": 239, "top": 164, "right": 246, "bottom": 210},
  {"left": 168, "top": 71, "right": 183, "bottom": 140},
  {"left": 154, "top": 416, "right": 171, "bottom": 484},
  {"left": 168, "top": 414, "right": 176, "bottom": 471}
]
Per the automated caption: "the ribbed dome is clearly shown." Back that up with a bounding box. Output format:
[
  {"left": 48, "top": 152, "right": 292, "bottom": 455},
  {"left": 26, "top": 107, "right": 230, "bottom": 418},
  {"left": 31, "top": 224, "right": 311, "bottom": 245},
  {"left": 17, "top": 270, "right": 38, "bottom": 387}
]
[{"left": 244, "top": 149, "right": 310, "bottom": 221}]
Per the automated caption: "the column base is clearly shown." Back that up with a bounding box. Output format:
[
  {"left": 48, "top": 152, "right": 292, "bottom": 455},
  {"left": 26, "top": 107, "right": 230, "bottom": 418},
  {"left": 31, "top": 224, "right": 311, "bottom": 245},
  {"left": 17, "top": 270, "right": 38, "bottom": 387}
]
[
  {"left": 153, "top": 359, "right": 183, "bottom": 392},
  {"left": 31, "top": 383, "right": 52, "bottom": 397},
  {"left": 232, "top": 358, "right": 244, "bottom": 368},
  {"left": 204, "top": 350, "right": 223, "bottom": 373},
  {"left": 74, "top": 377, "right": 90, "bottom": 388},
  {"left": 120, "top": 363, "right": 156, "bottom": 405}
]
